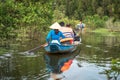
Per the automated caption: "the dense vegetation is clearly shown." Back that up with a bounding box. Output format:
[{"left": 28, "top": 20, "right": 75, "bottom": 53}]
[{"left": 0, "top": 0, "right": 120, "bottom": 40}]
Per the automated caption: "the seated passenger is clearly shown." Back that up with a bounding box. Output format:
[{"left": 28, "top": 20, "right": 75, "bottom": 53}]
[
  {"left": 59, "top": 22, "right": 74, "bottom": 38},
  {"left": 59, "top": 22, "right": 75, "bottom": 44}
]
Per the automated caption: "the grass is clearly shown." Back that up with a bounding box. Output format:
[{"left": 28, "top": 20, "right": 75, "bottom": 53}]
[{"left": 91, "top": 28, "right": 120, "bottom": 36}]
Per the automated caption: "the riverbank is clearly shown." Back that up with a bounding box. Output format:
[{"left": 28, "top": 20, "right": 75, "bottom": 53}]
[{"left": 91, "top": 28, "right": 120, "bottom": 37}]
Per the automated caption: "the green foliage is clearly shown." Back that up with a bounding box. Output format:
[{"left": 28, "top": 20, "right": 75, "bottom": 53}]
[
  {"left": 0, "top": 48, "right": 8, "bottom": 55},
  {"left": 106, "top": 17, "right": 120, "bottom": 31},
  {"left": 0, "top": 0, "right": 53, "bottom": 39},
  {"left": 0, "top": 0, "right": 119, "bottom": 39},
  {"left": 52, "top": 10, "right": 66, "bottom": 22},
  {"left": 54, "top": 0, "right": 120, "bottom": 20},
  {"left": 0, "top": 0, "right": 18, "bottom": 38},
  {"left": 84, "top": 15, "right": 109, "bottom": 29}
]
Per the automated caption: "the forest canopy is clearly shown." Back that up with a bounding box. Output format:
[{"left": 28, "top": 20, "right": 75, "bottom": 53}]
[{"left": 0, "top": 0, "right": 120, "bottom": 39}]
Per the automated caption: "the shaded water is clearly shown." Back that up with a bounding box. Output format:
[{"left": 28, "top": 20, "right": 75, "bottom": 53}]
[{"left": 0, "top": 33, "right": 120, "bottom": 80}]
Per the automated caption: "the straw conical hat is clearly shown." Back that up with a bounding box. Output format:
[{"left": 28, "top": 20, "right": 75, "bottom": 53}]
[{"left": 50, "top": 22, "right": 61, "bottom": 29}]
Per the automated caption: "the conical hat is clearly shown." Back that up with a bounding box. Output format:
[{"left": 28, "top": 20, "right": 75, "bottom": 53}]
[{"left": 50, "top": 22, "right": 61, "bottom": 29}]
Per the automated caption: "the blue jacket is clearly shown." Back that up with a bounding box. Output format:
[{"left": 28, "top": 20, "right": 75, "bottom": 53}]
[{"left": 46, "top": 30, "right": 65, "bottom": 43}]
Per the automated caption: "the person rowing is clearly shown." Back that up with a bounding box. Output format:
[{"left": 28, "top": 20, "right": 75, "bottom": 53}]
[{"left": 46, "top": 22, "right": 65, "bottom": 45}]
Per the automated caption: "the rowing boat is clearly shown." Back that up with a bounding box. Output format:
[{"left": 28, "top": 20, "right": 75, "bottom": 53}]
[
  {"left": 44, "top": 37, "right": 80, "bottom": 54},
  {"left": 44, "top": 43, "right": 77, "bottom": 54}
]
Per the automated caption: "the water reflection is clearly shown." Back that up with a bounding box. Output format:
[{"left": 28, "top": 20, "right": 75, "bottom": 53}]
[
  {"left": 43, "top": 49, "right": 81, "bottom": 80},
  {"left": 0, "top": 52, "right": 46, "bottom": 80},
  {"left": 100, "top": 59, "right": 120, "bottom": 80},
  {"left": 0, "top": 53, "right": 14, "bottom": 80},
  {"left": 0, "top": 33, "right": 120, "bottom": 80}
]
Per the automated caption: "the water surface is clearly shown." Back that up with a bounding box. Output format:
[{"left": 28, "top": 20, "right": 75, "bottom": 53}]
[{"left": 0, "top": 33, "right": 120, "bottom": 80}]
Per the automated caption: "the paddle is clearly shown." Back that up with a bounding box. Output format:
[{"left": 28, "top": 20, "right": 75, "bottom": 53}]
[{"left": 24, "top": 43, "right": 47, "bottom": 54}]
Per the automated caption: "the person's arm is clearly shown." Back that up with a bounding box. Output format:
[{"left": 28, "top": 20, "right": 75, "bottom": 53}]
[
  {"left": 82, "top": 23, "right": 85, "bottom": 28},
  {"left": 60, "top": 31, "right": 65, "bottom": 38},
  {"left": 46, "top": 30, "right": 52, "bottom": 43},
  {"left": 76, "top": 24, "right": 80, "bottom": 29},
  {"left": 73, "top": 30, "right": 76, "bottom": 36}
]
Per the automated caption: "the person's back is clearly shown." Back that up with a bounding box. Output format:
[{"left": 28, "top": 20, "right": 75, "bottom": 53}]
[
  {"left": 46, "top": 22, "right": 65, "bottom": 44},
  {"left": 60, "top": 27, "right": 74, "bottom": 38},
  {"left": 76, "top": 20, "right": 85, "bottom": 30},
  {"left": 59, "top": 23, "right": 74, "bottom": 38},
  {"left": 46, "top": 29, "right": 63, "bottom": 41}
]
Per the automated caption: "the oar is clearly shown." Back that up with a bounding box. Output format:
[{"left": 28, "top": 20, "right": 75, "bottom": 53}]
[{"left": 24, "top": 43, "right": 47, "bottom": 54}]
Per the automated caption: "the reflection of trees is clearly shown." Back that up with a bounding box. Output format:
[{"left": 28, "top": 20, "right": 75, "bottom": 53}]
[
  {"left": 0, "top": 57, "right": 16, "bottom": 80},
  {"left": 103, "top": 36, "right": 120, "bottom": 58},
  {"left": 82, "top": 33, "right": 120, "bottom": 58},
  {"left": 0, "top": 54, "right": 46, "bottom": 80},
  {"left": 100, "top": 59, "right": 120, "bottom": 80},
  {"left": 78, "top": 33, "right": 120, "bottom": 79},
  {"left": 103, "top": 36, "right": 120, "bottom": 47},
  {"left": 83, "top": 33, "right": 120, "bottom": 48}
]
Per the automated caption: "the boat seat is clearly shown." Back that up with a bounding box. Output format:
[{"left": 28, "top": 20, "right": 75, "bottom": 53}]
[{"left": 50, "top": 44, "right": 59, "bottom": 52}]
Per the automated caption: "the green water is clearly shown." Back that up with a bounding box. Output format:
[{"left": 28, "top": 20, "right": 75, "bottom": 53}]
[{"left": 0, "top": 33, "right": 120, "bottom": 80}]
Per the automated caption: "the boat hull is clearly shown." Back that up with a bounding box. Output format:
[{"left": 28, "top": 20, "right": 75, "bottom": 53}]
[{"left": 44, "top": 43, "right": 77, "bottom": 54}]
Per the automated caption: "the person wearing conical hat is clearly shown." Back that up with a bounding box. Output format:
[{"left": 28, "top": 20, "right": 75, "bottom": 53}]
[{"left": 46, "top": 22, "right": 65, "bottom": 44}]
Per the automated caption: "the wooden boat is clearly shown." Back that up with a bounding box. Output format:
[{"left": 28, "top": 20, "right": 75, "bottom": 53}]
[{"left": 44, "top": 38, "right": 80, "bottom": 54}]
